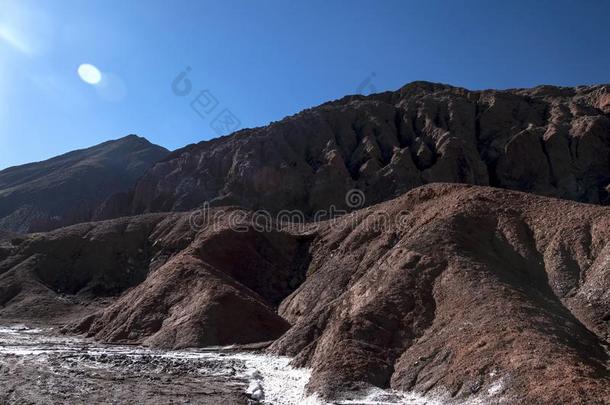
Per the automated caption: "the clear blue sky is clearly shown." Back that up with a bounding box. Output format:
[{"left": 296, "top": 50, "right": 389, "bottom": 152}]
[{"left": 1, "top": 0, "right": 609, "bottom": 169}]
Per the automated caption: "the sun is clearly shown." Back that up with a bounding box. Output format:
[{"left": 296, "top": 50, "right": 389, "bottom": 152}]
[{"left": 77, "top": 64, "right": 102, "bottom": 85}]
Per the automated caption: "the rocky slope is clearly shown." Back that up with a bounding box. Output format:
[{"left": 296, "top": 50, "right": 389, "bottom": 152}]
[
  {"left": 271, "top": 184, "right": 610, "bottom": 404},
  {"left": 128, "top": 82, "right": 610, "bottom": 216},
  {"left": 0, "top": 184, "right": 608, "bottom": 404},
  {"left": 0, "top": 135, "right": 168, "bottom": 233}
]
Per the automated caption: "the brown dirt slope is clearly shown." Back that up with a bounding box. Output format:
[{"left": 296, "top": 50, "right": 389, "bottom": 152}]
[
  {"left": 0, "top": 208, "right": 304, "bottom": 345},
  {"left": 76, "top": 211, "right": 307, "bottom": 348},
  {"left": 0, "top": 213, "right": 168, "bottom": 322},
  {"left": 271, "top": 183, "right": 610, "bottom": 404},
  {"left": 0, "top": 184, "right": 608, "bottom": 403}
]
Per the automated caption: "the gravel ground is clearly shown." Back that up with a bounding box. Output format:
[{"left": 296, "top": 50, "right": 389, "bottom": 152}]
[{"left": 0, "top": 325, "right": 251, "bottom": 404}]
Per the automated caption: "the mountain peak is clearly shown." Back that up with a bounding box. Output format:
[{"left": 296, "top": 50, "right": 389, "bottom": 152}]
[{"left": 0, "top": 137, "right": 169, "bottom": 233}]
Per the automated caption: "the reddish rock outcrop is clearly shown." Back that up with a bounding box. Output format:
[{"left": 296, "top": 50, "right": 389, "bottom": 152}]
[
  {"left": 129, "top": 82, "right": 610, "bottom": 216},
  {"left": 0, "top": 209, "right": 302, "bottom": 345},
  {"left": 77, "top": 211, "right": 308, "bottom": 347},
  {"left": 270, "top": 184, "right": 610, "bottom": 404}
]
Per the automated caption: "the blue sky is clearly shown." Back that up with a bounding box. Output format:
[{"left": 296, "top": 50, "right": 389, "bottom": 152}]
[{"left": 0, "top": 0, "right": 609, "bottom": 169}]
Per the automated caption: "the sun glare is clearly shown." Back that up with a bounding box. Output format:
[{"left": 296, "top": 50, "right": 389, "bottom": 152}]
[{"left": 77, "top": 63, "right": 102, "bottom": 85}]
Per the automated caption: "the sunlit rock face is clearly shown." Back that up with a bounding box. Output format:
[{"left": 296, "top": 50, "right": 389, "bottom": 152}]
[{"left": 129, "top": 82, "right": 610, "bottom": 216}]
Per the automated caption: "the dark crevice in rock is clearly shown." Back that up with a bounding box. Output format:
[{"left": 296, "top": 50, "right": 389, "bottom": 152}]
[{"left": 539, "top": 135, "right": 558, "bottom": 189}]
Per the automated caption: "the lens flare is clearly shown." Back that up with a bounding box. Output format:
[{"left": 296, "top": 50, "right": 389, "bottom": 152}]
[{"left": 77, "top": 63, "right": 102, "bottom": 85}]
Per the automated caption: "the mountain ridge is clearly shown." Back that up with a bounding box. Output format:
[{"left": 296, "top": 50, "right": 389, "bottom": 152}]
[
  {"left": 119, "top": 81, "right": 610, "bottom": 217},
  {"left": 0, "top": 135, "right": 169, "bottom": 233}
]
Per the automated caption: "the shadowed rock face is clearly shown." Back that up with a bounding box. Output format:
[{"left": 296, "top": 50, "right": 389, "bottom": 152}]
[
  {"left": 129, "top": 82, "right": 610, "bottom": 216},
  {"left": 0, "top": 209, "right": 303, "bottom": 346},
  {"left": 0, "top": 213, "right": 168, "bottom": 320},
  {"left": 0, "top": 184, "right": 608, "bottom": 404},
  {"left": 0, "top": 135, "right": 168, "bottom": 233}
]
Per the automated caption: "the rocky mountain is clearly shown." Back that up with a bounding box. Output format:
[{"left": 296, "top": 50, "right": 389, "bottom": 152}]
[
  {"left": 0, "top": 184, "right": 608, "bottom": 404},
  {"left": 0, "top": 135, "right": 168, "bottom": 233},
  {"left": 127, "top": 82, "right": 610, "bottom": 216},
  {"left": 0, "top": 82, "right": 609, "bottom": 404}
]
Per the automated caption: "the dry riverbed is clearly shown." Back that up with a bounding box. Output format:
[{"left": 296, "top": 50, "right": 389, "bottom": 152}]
[
  {"left": 0, "top": 324, "right": 313, "bottom": 404},
  {"left": 0, "top": 324, "right": 444, "bottom": 405}
]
